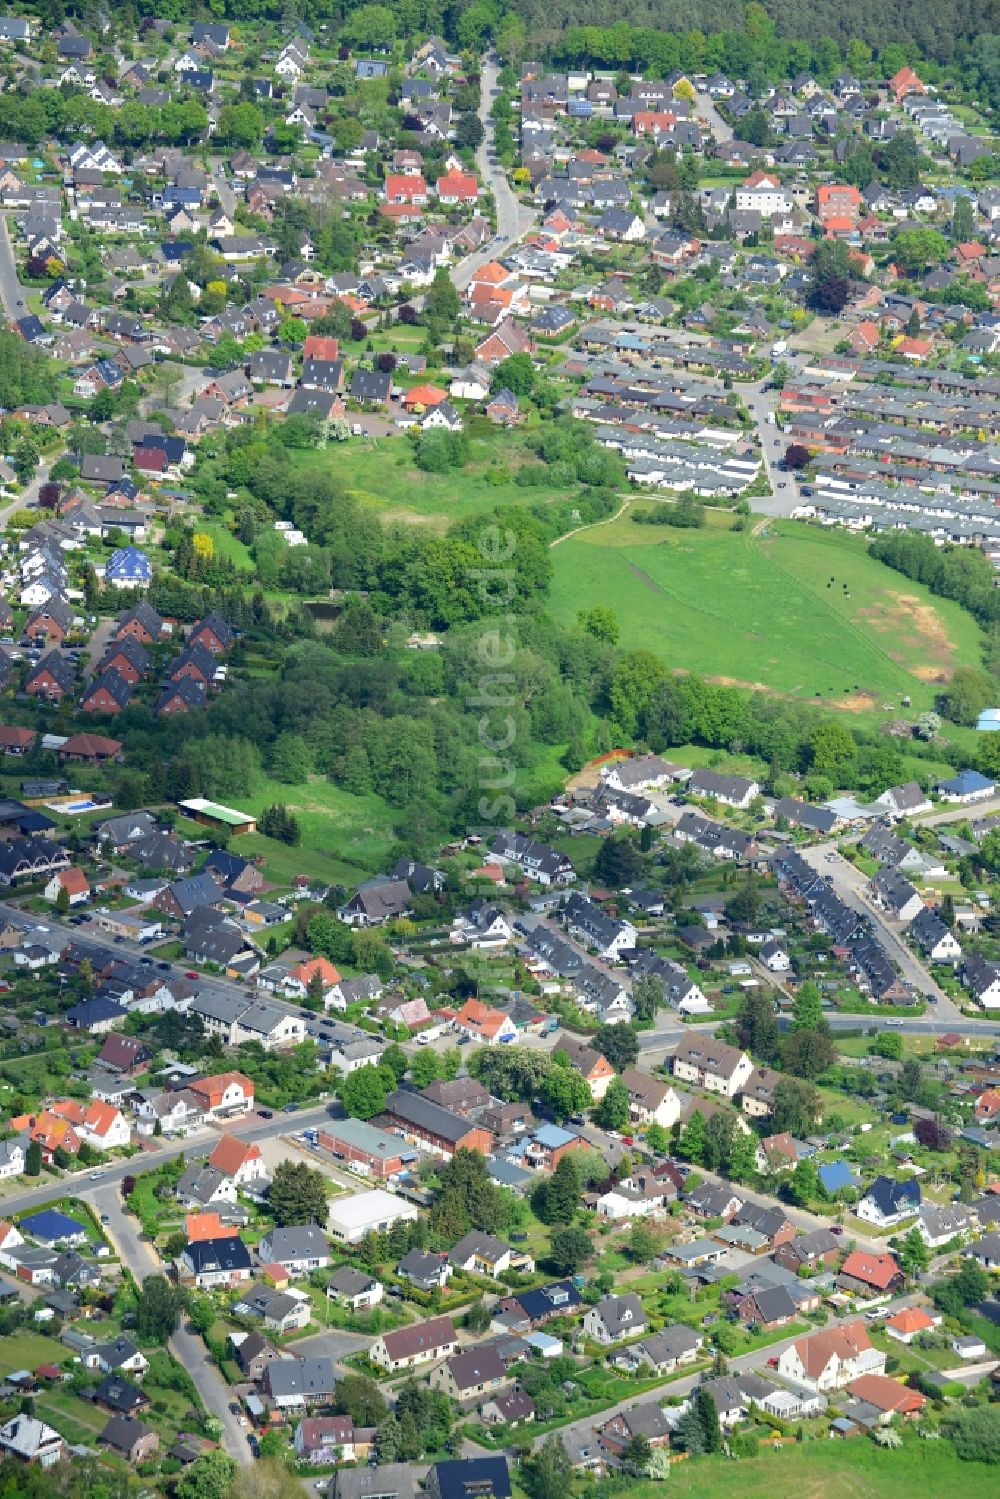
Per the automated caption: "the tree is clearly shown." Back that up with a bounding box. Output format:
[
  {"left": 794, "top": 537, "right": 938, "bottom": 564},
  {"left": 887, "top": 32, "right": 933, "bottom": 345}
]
[
  {"left": 268, "top": 1160, "right": 328, "bottom": 1226},
  {"left": 594, "top": 1077, "right": 630, "bottom": 1131},
  {"left": 736, "top": 988, "right": 779, "bottom": 1063},
  {"left": 786, "top": 1157, "right": 819, "bottom": 1207},
  {"left": 631, "top": 973, "right": 666, "bottom": 1024},
  {"left": 810, "top": 237, "right": 854, "bottom": 313},
  {"left": 892, "top": 227, "right": 949, "bottom": 274},
  {"left": 679, "top": 1108, "right": 708, "bottom": 1164},
  {"left": 426, "top": 267, "right": 460, "bottom": 324},
  {"left": 727, "top": 1126, "right": 759, "bottom": 1184},
  {"left": 548, "top": 1223, "right": 593, "bottom": 1275},
  {"left": 898, "top": 1225, "right": 930, "bottom": 1278},
  {"left": 627, "top": 1220, "right": 659, "bottom": 1263},
  {"left": 771, "top": 1076, "right": 822, "bottom": 1137},
  {"left": 592, "top": 834, "right": 643, "bottom": 887},
  {"left": 524, "top": 1435, "right": 574, "bottom": 1499},
  {"left": 217, "top": 101, "right": 263, "bottom": 149},
  {"left": 491, "top": 353, "right": 535, "bottom": 399},
  {"left": 949, "top": 1404, "right": 1000, "bottom": 1464},
  {"left": 342, "top": 1064, "right": 388, "bottom": 1121},
  {"left": 673, "top": 1402, "right": 705, "bottom": 1454},
  {"left": 793, "top": 979, "right": 822, "bottom": 1033},
  {"left": 939, "top": 665, "right": 995, "bottom": 726},
  {"left": 784, "top": 443, "right": 810, "bottom": 470},
  {"left": 593, "top": 1023, "right": 639, "bottom": 1073},
  {"left": 809, "top": 722, "right": 856, "bottom": 775},
  {"left": 541, "top": 1064, "right": 592, "bottom": 1123},
  {"left": 782, "top": 1025, "right": 836, "bottom": 1079},
  {"left": 695, "top": 1386, "right": 721, "bottom": 1452},
  {"left": 334, "top": 1373, "right": 387, "bottom": 1427},
  {"left": 55, "top": 882, "right": 70, "bottom": 916},
  {"left": 624, "top": 1431, "right": 652, "bottom": 1476},
  {"left": 381, "top": 1043, "right": 408, "bottom": 1084},
  {"left": 134, "top": 1274, "right": 184, "bottom": 1341},
  {"left": 176, "top": 1450, "right": 237, "bottom": 1499},
  {"left": 952, "top": 194, "right": 976, "bottom": 243},
  {"left": 577, "top": 605, "right": 619, "bottom": 644},
  {"left": 532, "top": 1153, "right": 580, "bottom": 1225},
  {"left": 188, "top": 1296, "right": 215, "bottom": 1336},
  {"left": 25, "top": 1139, "right": 41, "bottom": 1176}
]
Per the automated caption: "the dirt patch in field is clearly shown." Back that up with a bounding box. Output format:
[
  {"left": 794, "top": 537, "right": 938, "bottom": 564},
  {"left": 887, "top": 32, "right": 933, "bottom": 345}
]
[
  {"left": 830, "top": 692, "right": 878, "bottom": 713},
  {"left": 855, "top": 591, "right": 956, "bottom": 672},
  {"left": 914, "top": 665, "right": 950, "bottom": 683},
  {"left": 707, "top": 674, "right": 777, "bottom": 692},
  {"left": 626, "top": 561, "right": 667, "bottom": 593}
]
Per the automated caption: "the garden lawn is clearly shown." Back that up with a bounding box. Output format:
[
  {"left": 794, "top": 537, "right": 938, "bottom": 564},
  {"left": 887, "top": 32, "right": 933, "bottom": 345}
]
[
  {"left": 0, "top": 1330, "right": 70, "bottom": 1376},
  {"left": 620, "top": 1433, "right": 999, "bottom": 1499},
  {"left": 548, "top": 515, "right": 982, "bottom": 721},
  {"left": 199, "top": 521, "right": 254, "bottom": 570}
]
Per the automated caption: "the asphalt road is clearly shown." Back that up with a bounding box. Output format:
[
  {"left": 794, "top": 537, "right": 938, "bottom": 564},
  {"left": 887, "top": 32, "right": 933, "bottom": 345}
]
[
  {"left": 0, "top": 213, "right": 29, "bottom": 320},
  {"left": 91, "top": 1174, "right": 253, "bottom": 1466},
  {"left": 0, "top": 897, "right": 370, "bottom": 1057},
  {"left": 452, "top": 54, "right": 538, "bottom": 292},
  {"left": 539, "top": 1289, "right": 918, "bottom": 1456},
  {"left": 798, "top": 843, "right": 960, "bottom": 1019},
  {"left": 694, "top": 90, "right": 733, "bottom": 144}
]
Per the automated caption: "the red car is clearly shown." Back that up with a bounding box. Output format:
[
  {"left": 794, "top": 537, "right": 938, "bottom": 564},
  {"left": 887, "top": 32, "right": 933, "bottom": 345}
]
[
  {"left": 185, "top": 971, "right": 199, "bottom": 979},
  {"left": 622, "top": 1135, "right": 635, "bottom": 1146}
]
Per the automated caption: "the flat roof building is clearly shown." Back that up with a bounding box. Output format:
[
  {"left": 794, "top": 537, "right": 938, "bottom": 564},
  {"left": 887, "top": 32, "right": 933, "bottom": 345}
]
[
  {"left": 319, "top": 1119, "right": 414, "bottom": 1179},
  {"left": 327, "top": 1188, "right": 418, "bottom": 1244}
]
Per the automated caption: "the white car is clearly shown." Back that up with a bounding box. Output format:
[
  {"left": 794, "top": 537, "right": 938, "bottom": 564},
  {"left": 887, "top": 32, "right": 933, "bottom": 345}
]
[{"left": 89, "top": 1170, "right": 107, "bottom": 1181}]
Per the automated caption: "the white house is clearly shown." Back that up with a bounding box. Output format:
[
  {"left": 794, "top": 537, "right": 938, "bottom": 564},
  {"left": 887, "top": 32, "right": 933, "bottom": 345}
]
[
  {"left": 776, "top": 1321, "right": 885, "bottom": 1392},
  {"left": 0, "top": 1140, "right": 25, "bottom": 1180},
  {"left": 620, "top": 1068, "right": 681, "bottom": 1128},
  {"left": 43, "top": 868, "right": 89, "bottom": 906},
  {"left": 964, "top": 954, "right": 1000, "bottom": 1009},
  {"left": 80, "top": 1102, "right": 130, "bottom": 1152},
  {"left": 672, "top": 1038, "right": 753, "bottom": 1098},
  {"left": 759, "top": 939, "right": 790, "bottom": 973},
  {"left": 734, "top": 182, "right": 793, "bottom": 217}
]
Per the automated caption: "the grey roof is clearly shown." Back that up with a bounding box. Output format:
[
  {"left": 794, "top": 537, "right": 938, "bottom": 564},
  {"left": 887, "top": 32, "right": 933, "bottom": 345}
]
[
  {"left": 260, "top": 1224, "right": 329, "bottom": 1262},
  {"left": 265, "top": 1356, "right": 336, "bottom": 1399},
  {"left": 637, "top": 1324, "right": 702, "bottom": 1365},
  {"left": 332, "top": 1467, "right": 415, "bottom": 1499}
]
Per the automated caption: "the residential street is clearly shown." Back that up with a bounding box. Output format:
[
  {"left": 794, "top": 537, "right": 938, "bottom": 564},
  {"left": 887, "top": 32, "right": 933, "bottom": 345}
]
[
  {"left": 538, "top": 1290, "right": 918, "bottom": 1456},
  {"left": 91, "top": 1174, "right": 253, "bottom": 1466},
  {"left": 798, "top": 844, "right": 960, "bottom": 1018},
  {"left": 0, "top": 212, "right": 29, "bottom": 320},
  {"left": 452, "top": 54, "right": 538, "bottom": 292}
]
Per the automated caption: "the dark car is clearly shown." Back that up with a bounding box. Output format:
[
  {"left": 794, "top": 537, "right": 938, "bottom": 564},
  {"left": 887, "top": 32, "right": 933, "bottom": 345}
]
[
  {"left": 281, "top": 1102, "right": 299, "bottom": 1113},
  {"left": 258, "top": 1109, "right": 273, "bottom": 1119},
  {"left": 157, "top": 962, "right": 171, "bottom": 970}
]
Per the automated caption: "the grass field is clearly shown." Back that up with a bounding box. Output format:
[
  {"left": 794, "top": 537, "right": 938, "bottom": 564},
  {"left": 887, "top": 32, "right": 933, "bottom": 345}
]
[
  {"left": 237, "top": 773, "right": 398, "bottom": 887},
  {"left": 200, "top": 520, "right": 254, "bottom": 570},
  {"left": 634, "top": 1435, "right": 998, "bottom": 1499},
  {"left": 300, "top": 436, "right": 581, "bottom": 527},
  {"left": 548, "top": 513, "right": 983, "bottom": 721}
]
